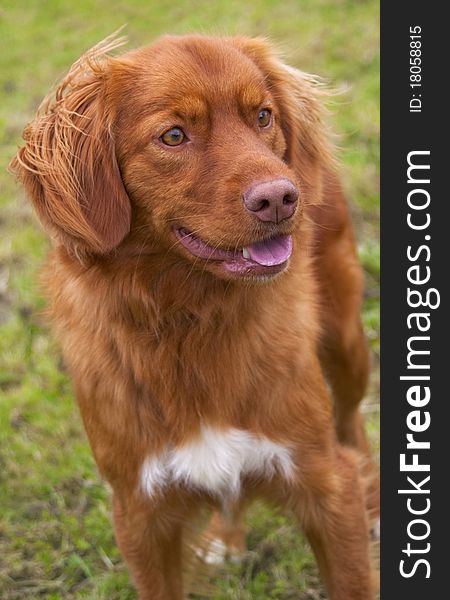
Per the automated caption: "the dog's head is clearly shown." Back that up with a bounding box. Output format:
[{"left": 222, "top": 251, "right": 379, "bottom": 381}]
[{"left": 11, "top": 33, "right": 331, "bottom": 282}]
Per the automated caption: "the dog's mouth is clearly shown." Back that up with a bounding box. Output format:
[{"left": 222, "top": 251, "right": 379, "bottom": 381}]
[{"left": 174, "top": 227, "right": 292, "bottom": 278}]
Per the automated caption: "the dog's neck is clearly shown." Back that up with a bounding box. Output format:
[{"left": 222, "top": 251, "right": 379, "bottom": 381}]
[
  {"left": 47, "top": 243, "right": 316, "bottom": 429},
  {"left": 52, "top": 245, "right": 293, "bottom": 334}
]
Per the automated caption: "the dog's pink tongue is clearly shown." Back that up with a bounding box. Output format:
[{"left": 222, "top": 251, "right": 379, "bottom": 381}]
[{"left": 246, "top": 235, "right": 292, "bottom": 266}]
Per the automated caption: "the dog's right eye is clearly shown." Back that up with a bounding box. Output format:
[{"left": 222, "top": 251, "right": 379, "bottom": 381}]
[{"left": 160, "top": 127, "right": 186, "bottom": 146}]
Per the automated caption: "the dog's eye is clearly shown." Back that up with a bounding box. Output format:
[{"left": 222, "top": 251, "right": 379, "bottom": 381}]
[
  {"left": 258, "top": 109, "right": 272, "bottom": 128},
  {"left": 161, "top": 127, "right": 186, "bottom": 146}
]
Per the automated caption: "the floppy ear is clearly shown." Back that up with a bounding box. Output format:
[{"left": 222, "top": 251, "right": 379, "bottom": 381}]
[
  {"left": 10, "top": 34, "right": 131, "bottom": 256},
  {"left": 231, "top": 37, "right": 333, "bottom": 171}
]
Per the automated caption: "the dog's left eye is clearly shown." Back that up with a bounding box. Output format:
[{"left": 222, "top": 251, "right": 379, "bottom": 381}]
[
  {"left": 258, "top": 109, "right": 272, "bottom": 128},
  {"left": 161, "top": 127, "right": 186, "bottom": 146}
]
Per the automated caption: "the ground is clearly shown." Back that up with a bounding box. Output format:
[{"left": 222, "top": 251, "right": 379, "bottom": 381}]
[{"left": 0, "top": 1, "right": 379, "bottom": 598}]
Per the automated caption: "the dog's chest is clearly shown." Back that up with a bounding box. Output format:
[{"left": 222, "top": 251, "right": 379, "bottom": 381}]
[{"left": 140, "top": 426, "right": 294, "bottom": 498}]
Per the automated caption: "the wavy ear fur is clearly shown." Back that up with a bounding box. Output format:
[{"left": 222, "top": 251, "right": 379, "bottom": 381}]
[
  {"left": 10, "top": 33, "right": 131, "bottom": 256},
  {"left": 231, "top": 37, "right": 333, "bottom": 171}
]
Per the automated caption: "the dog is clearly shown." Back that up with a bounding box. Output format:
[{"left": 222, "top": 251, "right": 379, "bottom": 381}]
[{"left": 11, "top": 32, "right": 379, "bottom": 599}]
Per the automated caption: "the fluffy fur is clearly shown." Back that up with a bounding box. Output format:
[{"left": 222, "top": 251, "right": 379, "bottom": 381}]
[
  {"left": 140, "top": 426, "right": 295, "bottom": 498},
  {"left": 11, "top": 32, "right": 379, "bottom": 599}
]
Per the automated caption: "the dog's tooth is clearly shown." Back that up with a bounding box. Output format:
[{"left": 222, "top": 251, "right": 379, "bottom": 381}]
[{"left": 242, "top": 247, "right": 250, "bottom": 259}]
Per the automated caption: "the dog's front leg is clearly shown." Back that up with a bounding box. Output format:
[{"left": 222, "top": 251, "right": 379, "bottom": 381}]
[
  {"left": 291, "top": 445, "right": 375, "bottom": 600},
  {"left": 112, "top": 491, "right": 187, "bottom": 600}
]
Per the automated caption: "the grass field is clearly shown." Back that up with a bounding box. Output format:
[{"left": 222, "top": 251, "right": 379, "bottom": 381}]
[{"left": 0, "top": 1, "right": 379, "bottom": 598}]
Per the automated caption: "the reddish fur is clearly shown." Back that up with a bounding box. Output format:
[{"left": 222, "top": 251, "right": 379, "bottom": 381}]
[{"left": 10, "top": 33, "right": 379, "bottom": 599}]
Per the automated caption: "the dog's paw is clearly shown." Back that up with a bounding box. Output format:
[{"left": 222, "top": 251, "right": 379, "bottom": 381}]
[
  {"left": 195, "top": 537, "right": 227, "bottom": 565},
  {"left": 195, "top": 537, "right": 244, "bottom": 566}
]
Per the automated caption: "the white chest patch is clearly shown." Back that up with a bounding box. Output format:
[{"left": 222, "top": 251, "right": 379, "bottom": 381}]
[{"left": 140, "top": 426, "right": 295, "bottom": 499}]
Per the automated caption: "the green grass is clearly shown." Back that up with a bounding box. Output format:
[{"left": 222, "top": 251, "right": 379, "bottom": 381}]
[{"left": 0, "top": 1, "right": 379, "bottom": 598}]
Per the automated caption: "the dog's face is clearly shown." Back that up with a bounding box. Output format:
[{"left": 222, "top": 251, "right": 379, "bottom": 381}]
[
  {"left": 12, "top": 35, "right": 329, "bottom": 282},
  {"left": 114, "top": 37, "right": 298, "bottom": 281}
]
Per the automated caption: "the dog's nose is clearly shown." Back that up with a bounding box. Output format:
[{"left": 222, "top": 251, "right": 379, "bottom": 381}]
[{"left": 243, "top": 178, "right": 298, "bottom": 223}]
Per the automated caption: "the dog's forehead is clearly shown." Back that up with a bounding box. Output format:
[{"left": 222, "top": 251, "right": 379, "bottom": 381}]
[{"left": 134, "top": 36, "right": 268, "bottom": 108}]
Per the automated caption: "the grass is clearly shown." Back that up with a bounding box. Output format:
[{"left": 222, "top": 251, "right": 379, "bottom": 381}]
[{"left": 0, "top": 1, "right": 379, "bottom": 598}]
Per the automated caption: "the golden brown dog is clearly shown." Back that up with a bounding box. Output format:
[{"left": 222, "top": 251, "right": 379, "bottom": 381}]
[{"left": 11, "top": 33, "right": 379, "bottom": 599}]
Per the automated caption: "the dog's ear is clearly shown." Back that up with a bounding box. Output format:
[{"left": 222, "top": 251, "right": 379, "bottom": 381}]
[
  {"left": 231, "top": 37, "right": 333, "bottom": 170},
  {"left": 10, "top": 34, "right": 131, "bottom": 256}
]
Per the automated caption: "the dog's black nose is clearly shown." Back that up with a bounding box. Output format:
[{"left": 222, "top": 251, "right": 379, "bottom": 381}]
[{"left": 243, "top": 178, "right": 298, "bottom": 223}]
